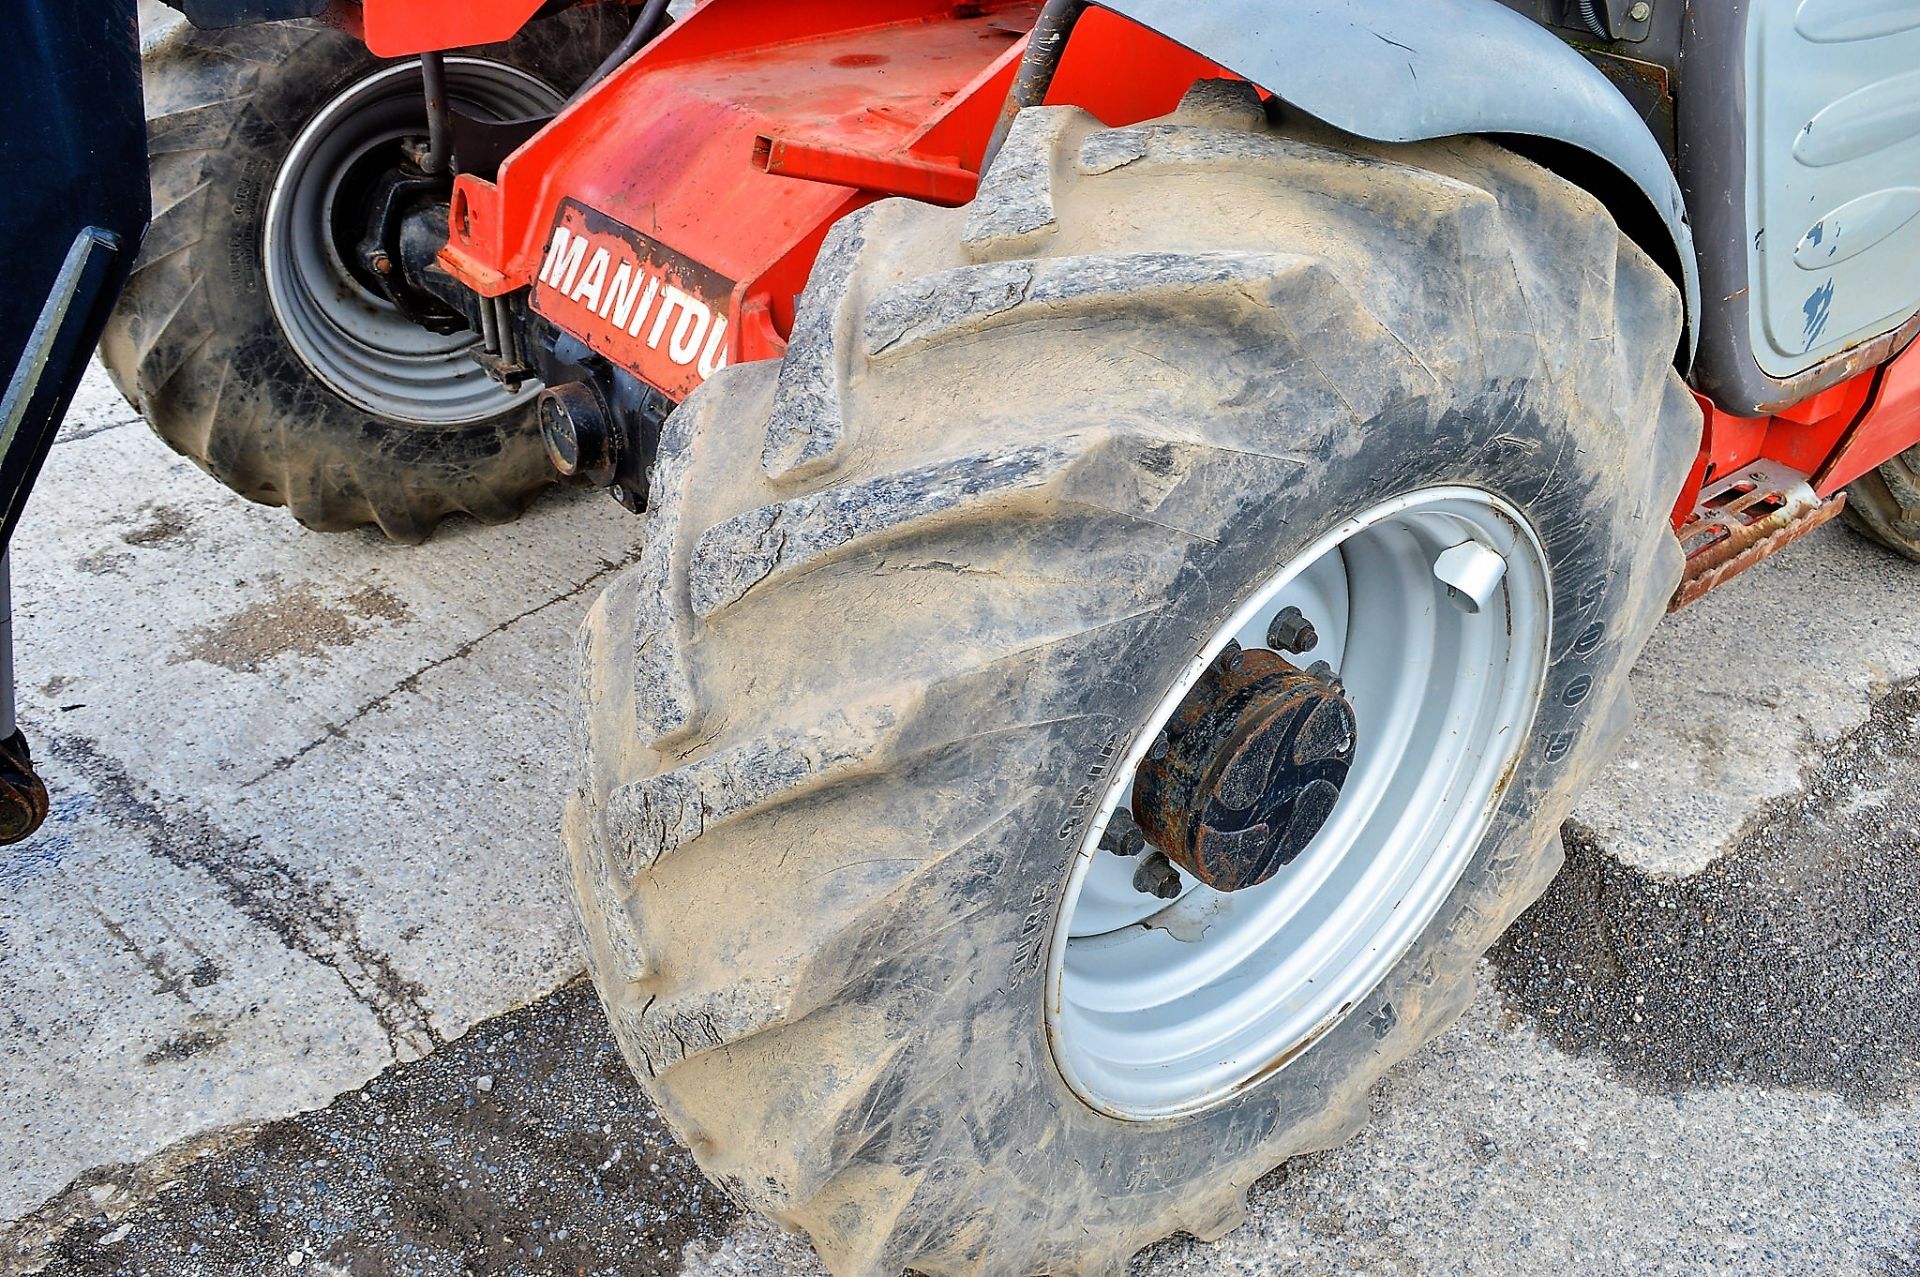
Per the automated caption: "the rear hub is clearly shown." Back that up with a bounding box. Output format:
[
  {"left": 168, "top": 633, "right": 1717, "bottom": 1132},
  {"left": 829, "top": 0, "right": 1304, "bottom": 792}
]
[{"left": 263, "top": 58, "right": 561, "bottom": 425}]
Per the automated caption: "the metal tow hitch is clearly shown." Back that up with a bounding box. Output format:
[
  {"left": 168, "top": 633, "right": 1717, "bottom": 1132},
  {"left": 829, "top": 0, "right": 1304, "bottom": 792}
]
[{"left": 1131, "top": 639, "right": 1357, "bottom": 893}]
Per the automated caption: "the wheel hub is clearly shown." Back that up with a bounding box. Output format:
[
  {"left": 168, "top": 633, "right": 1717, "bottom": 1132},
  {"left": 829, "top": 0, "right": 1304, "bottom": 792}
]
[
  {"left": 1132, "top": 643, "right": 1356, "bottom": 892},
  {"left": 263, "top": 58, "right": 561, "bottom": 425},
  {"left": 1045, "top": 486, "right": 1554, "bottom": 1119}
]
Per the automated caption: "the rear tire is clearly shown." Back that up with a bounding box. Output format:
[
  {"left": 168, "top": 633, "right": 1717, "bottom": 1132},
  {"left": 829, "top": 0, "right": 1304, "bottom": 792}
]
[
  {"left": 567, "top": 85, "right": 1696, "bottom": 1275},
  {"left": 98, "top": 10, "right": 631, "bottom": 541},
  {"left": 1842, "top": 447, "right": 1920, "bottom": 560}
]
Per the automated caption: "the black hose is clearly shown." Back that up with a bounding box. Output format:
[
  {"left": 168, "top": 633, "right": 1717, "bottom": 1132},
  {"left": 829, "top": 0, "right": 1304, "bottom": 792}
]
[
  {"left": 1574, "top": 0, "right": 1613, "bottom": 40},
  {"left": 570, "top": 0, "right": 675, "bottom": 104},
  {"left": 980, "top": 0, "right": 1089, "bottom": 173}
]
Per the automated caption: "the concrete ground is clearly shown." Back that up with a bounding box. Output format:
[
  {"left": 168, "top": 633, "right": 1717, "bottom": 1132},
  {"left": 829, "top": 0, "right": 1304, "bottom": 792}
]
[{"left": 2, "top": 365, "right": 1918, "bottom": 1276}]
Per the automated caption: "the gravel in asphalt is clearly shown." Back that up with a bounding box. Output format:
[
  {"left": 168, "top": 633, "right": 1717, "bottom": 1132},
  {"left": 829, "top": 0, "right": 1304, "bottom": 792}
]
[
  {"left": 13, "top": 984, "right": 735, "bottom": 1277},
  {"left": 1495, "top": 678, "right": 1920, "bottom": 1106}
]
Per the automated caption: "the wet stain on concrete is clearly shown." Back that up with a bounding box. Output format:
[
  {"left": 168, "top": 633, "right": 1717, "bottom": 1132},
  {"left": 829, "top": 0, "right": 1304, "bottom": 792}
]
[
  {"left": 344, "top": 586, "right": 409, "bottom": 624},
  {"left": 119, "top": 505, "right": 196, "bottom": 549},
  {"left": 174, "top": 584, "right": 410, "bottom": 673},
  {"left": 239, "top": 548, "right": 643, "bottom": 787},
  {"left": 1493, "top": 679, "right": 1920, "bottom": 1107},
  {"left": 140, "top": 1022, "right": 229, "bottom": 1067},
  {"left": 73, "top": 549, "right": 134, "bottom": 580},
  {"left": 26, "top": 982, "right": 737, "bottom": 1277},
  {"left": 87, "top": 910, "right": 223, "bottom": 1005}
]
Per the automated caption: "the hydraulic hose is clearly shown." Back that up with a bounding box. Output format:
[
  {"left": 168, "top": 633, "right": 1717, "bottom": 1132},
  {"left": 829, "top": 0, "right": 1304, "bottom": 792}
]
[
  {"left": 570, "top": 0, "right": 674, "bottom": 103},
  {"left": 1574, "top": 0, "right": 1613, "bottom": 40}
]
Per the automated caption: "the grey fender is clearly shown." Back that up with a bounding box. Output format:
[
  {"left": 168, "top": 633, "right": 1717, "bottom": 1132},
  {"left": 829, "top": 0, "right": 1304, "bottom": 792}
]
[{"left": 1097, "top": 0, "right": 1701, "bottom": 362}]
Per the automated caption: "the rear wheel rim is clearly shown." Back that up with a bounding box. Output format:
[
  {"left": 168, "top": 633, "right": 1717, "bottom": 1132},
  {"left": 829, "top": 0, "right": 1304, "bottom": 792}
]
[
  {"left": 263, "top": 58, "right": 559, "bottom": 425},
  {"left": 1045, "top": 486, "right": 1554, "bottom": 1120}
]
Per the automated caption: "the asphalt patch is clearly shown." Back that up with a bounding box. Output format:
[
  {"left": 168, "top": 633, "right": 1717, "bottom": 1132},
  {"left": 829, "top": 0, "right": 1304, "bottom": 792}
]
[
  {"left": 1493, "top": 679, "right": 1920, "bottom": 1107},
  {"left": 28, "top": 981, "right": 737, "bottom": 1276}
]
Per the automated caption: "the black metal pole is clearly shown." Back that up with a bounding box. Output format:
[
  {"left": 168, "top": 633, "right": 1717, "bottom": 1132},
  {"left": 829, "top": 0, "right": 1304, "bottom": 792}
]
[
  {"left": 980, "top": 0, "right": 1090, "bottom": 173},
  {"left": 0, "top": 553, "right": 15, "bottom": 744},
  {"left": 420, "top": 50, "right": 452, "bottom": 175}
]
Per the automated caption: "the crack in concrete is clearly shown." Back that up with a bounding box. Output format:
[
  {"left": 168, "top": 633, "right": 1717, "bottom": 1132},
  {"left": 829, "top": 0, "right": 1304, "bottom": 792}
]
[
  {"left": 37, "top": 732, "right": 441, "bottom": 1062},
  {"left": 54, "top": 416, "right": 143, "bottom": 448},
  {"left": 240, "top": 547, "right": 645, "bottom": 788}
]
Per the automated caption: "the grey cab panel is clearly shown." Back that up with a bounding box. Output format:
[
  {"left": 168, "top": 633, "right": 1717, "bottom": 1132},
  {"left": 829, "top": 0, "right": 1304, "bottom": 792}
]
[{"left": 1747, "top": 0, "right": 1920, "bottom": 379}]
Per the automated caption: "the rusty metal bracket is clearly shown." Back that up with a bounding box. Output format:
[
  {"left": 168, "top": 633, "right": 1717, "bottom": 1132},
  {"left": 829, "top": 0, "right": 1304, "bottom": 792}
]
[{"left": 1671, "top": 459, "right": 1846, "bottom": 610}]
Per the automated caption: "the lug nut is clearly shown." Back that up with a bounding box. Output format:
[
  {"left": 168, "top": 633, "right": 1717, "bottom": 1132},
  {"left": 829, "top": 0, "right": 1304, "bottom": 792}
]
[
  {"left": 1215, "top": 640, "right": 1244, "bottom": 675},
  {"left": 1133, "top": 851, "right": 1183, "bottom": 899},
  {"left": 1098, "top": 812, "right": 1146, "bottom": 857},
  {"left": 1266, "top": 606, "right": 1318, "bottom": 654}
]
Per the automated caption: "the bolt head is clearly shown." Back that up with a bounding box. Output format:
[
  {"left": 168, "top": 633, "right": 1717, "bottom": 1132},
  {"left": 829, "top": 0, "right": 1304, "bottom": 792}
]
[
  {"left": 1098, "top": 814, "right": 1146, "bottom": 858},
  {"left": 1628, "top": 1, "right": 1650, "bottom": 19},
  {"left": 1266, "top": 606, "right": 1319, "bottom": 654},
  {"left": 1133, "top": 851, "right": 1184, "bottom": 900}
]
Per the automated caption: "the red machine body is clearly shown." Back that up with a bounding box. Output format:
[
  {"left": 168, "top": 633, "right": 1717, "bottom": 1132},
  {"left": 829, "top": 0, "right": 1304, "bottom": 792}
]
[
  {"left": 1688, "top": 357, "right": 1920, "bottom": 502},
  {"left": 436, "top": 1, "right": 1221, "bottom": 394},
  {"left": 411, "top": 0, "right": 1920, "bottom": 594},
  {"left": 359, "top": 0, "right": 549, "bottom": 57}
]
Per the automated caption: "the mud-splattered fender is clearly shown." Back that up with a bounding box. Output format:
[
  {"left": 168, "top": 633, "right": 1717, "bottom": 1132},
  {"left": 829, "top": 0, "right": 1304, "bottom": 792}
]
[{"left": 1099, "top": 0, "right": 1701, "bottom": 361}]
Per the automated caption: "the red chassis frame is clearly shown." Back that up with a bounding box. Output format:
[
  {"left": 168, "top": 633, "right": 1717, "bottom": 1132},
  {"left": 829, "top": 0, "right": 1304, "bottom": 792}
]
[{"left": 359, "top": 0, "right": 1920, "bottom": 598}]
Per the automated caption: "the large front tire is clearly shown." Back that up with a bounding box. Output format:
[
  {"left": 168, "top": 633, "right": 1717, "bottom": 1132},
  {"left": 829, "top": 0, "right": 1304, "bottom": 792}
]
[{"left": 568, "top": 85, "right": 1696, "bottom": 1275}]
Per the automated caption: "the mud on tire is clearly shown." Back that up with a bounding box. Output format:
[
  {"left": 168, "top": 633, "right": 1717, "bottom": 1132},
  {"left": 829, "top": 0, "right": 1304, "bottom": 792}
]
[
  {"left": 98, "top": 9, "right": 632, "bottom": 541},
  {"left": 567, "top": 84, "right": 1698, "bottom": 1275},
  {"left": 1843, "top": 446, "right": 1920, "bottom": 561}
]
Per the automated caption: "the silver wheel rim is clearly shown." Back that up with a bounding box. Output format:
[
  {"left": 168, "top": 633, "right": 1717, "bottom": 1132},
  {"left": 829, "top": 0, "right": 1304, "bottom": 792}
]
[
  {"left": 1045, "top": 486, "right": 1553, "bottom": 1120},
  {"left": 263, "top": 58, "right": 559, "bottom": 425}
]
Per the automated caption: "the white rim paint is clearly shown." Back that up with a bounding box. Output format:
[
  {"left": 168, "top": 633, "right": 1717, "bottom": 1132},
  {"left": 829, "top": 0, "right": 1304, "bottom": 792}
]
[
  {"left": 1045, "top": 486, "right": 1553, "bottom": 1120},
  {"left": 264, "top": 58, "right": 559, "bottom": 425}
]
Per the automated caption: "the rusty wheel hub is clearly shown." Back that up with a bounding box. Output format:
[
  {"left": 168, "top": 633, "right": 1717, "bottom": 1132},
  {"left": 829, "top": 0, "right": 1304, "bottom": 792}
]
[{"left": 1132, "top": 643, "right": 1356, "bottom": 892}]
